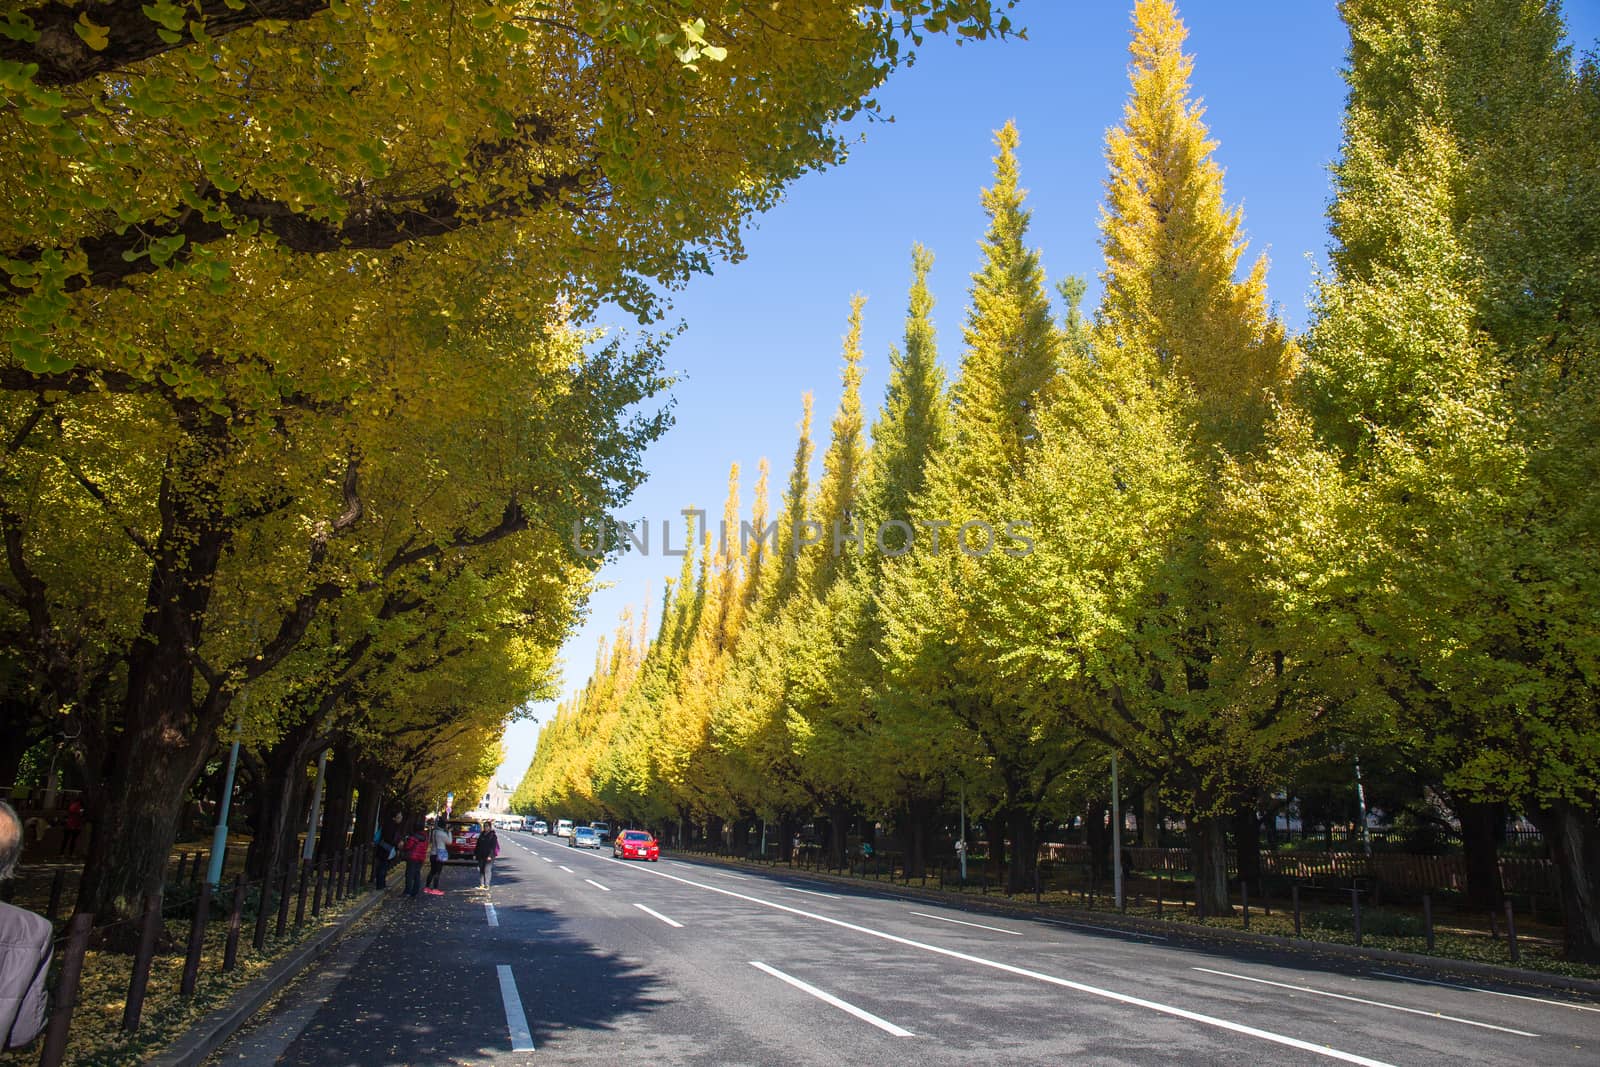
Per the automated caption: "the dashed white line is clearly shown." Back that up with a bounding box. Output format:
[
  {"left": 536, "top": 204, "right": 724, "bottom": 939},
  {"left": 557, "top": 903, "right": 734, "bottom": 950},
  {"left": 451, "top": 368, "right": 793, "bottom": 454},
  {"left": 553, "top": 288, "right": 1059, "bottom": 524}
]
[
  {"left": 485, "top": 903, "right": 498, "bottom": 927},
  {"left": 496, "top": 965, "right": 534, "bottom": 1051},
  {"left": 1370, "top": 972, "right": 1600, "bottom": 1014},
  {"left": 909, "top": 910, "right": 1021, "bottom": 936},
  {"left": 750, "top": 962, "right": 913, "bottom": 1037},
  {"left": 633, "top": 902, "right": 683, "bottom": 928},
  {"left": 1191, "top": 968, "right": 1536, "bottom": 1036},
  {"left": 605, "top": 859, "right": 1400, "bottom": 1067},
  {"left": 585, "top": 878, "right": 611, "bottom": 892},
  {"left": 559, "top": 865, "right": 574, "bottom": 873},
  {"left": 542, "top": 856, "right": 553, "bottom": 863}
]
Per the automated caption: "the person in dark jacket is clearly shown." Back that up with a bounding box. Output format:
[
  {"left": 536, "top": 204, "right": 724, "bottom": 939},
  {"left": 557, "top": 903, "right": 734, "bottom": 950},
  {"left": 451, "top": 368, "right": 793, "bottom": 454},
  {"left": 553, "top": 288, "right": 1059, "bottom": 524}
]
[
  {"left": 0, "top": 801, "right": 51, "bottom": 1051},
  {"left": 374, "top": 812, "right": 404, "bottom": 890},
  {"left": 473, "top": 822, "right": 500, "bottom": 889}
]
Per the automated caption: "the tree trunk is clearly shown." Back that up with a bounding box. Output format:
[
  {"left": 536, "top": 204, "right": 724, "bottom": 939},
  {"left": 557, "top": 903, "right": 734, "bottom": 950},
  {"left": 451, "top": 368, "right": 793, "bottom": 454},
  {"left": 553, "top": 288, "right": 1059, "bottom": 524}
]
[
  {"left": 1141, "top": 788, "right": 1160, "bottom": 848},
  {"left": 1084, "top": 799, "right": 1110, "bottom": 885},
  {"left": 1232, "top": 804, "right": 1262, "bottom": 895},
  {"left": 1191, "top": 815, "right": 1231, "bottom": 918},
  {"left": 1457, "top": 799, "right": 1506, "bottom": 909},
  {"left": 1005, "top": 806, "right": 1036, "bottom": 894},
  {"left": 352, "top": 774, "right": 381, "bottom": 857},
  {"left": 1534, "top": 801, "right": 1600, "bottom": 963},
  {"left": 316, "top": 745, "right": 356, "bottom": 860},
  {"left": 828, "top": 802, "right": 849, "bottom": 867},
  {"left": 706, "top": 814, "right": 725, "bottom": 852},
  {"left": 905, "top": 794, "right": 934, "bottom": 880},
  {"left": 985, "top": 814, "right": 1006, "bottom": 883},
  {"left": 778, "top": 812, "right": 796, "bottom": 862}
]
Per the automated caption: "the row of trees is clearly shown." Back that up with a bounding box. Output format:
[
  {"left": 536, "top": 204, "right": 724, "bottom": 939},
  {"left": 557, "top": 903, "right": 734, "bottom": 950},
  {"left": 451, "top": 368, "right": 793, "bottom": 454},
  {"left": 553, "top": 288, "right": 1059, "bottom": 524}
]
[
  {"left": 0, "top": 0, "right": 1017, "bottom": 928},
  {"left": 516, "top": 0, "right": 1600, "bottom": 960}
]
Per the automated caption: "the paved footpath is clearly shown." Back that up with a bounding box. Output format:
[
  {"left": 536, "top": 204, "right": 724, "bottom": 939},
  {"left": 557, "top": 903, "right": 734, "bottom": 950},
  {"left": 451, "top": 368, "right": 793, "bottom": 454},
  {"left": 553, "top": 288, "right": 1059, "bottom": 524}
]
[{"left": 211, "top": 830, "right": 1600, "bottom": 1065}]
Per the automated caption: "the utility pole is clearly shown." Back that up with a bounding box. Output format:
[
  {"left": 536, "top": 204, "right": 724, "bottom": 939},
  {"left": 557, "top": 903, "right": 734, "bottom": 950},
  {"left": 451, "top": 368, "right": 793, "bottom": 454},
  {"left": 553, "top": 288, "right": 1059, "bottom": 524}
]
[
  {"left": 205, "top": 733, "right": 242, "bottom": 888},
  {"left": 1111, "top": 753, "right": 1124, "bottom": 911}
]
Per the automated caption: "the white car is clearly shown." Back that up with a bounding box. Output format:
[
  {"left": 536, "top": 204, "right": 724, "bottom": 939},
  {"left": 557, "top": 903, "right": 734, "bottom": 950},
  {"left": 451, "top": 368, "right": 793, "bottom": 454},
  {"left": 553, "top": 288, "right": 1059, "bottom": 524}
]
[
  {"left": 555, "top": 819, "right": 574, "bottom": 838},
  {"left": 531, "top": 819, "right": 548, "bottom": 835}
]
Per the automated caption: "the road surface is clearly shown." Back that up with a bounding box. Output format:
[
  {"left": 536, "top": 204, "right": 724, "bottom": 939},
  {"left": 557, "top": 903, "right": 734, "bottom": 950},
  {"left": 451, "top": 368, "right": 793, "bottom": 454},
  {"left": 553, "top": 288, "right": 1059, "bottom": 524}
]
[{"left": 215, "top": 830, "right": 1600, "bottom": 1065}]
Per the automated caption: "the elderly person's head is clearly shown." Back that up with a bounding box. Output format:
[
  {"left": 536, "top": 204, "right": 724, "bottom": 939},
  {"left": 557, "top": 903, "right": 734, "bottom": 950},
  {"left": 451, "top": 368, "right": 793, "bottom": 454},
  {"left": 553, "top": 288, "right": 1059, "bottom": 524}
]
[{"left": 0, "top": 800, "right": 22, "bottom": 881}]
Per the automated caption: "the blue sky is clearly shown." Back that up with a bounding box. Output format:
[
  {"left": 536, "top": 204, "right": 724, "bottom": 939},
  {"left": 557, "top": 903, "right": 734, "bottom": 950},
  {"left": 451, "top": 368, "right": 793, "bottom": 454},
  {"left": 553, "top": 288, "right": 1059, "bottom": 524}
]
[{"left": 492, "top": 0, "right": 1600, "bottom": 791}]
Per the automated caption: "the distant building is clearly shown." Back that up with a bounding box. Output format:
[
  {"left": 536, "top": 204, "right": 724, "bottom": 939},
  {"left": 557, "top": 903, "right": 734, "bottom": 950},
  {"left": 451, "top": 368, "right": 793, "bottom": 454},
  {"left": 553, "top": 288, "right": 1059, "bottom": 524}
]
[{"left": 482, "top": 780, "right": 514, "bottom": 814}]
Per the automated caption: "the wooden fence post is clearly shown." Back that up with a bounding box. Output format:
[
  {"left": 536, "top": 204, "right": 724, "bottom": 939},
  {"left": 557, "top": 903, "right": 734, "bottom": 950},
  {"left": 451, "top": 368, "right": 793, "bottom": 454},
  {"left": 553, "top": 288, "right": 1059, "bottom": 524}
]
[
  {"left": 1351, "top": 888, "right": 1363, "bottom": 946},
  {"left": 1292, "top": 884, "right": 1302, "bottom": 938},
  {"left": 121, "top": 893, "right": 164, "bottom": 1031},
  {"left": 295, "top": 861, "right": 309, "bottom": 927},
  {"left": 38, "top": 913, "right": 94, "bottom": 1067},
  {"left": 180, "top": 880, "right": 212, "bottom": 996},
  {"left": 1423, "top": 893, "right": 1434, "bottom": 952},
  {"left": 252, "top": 865, "right": 274, "bottom": 951},
  {"left": 277, "top": 862, "right": 293, "bottom": 937},
  {"left": 1505, "top": 900, "right": 1520, "bottom": 964},
  {"left": 223, "top": 875, "right": 245, "bottom": 972}
]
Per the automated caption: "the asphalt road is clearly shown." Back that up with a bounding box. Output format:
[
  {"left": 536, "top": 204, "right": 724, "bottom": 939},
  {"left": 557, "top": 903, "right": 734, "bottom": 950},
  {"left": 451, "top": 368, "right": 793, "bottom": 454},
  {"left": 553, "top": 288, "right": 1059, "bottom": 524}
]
[{"left": 215, "top": 830, "right": 1600, "bottom": 1066}]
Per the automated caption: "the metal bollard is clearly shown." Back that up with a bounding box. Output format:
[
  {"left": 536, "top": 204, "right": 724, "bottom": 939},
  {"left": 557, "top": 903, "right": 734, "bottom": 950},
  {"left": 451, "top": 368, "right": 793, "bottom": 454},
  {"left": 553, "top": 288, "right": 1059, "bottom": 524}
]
[
  {"left": 277, "top": 862, "right": 293, "bottom": 937},
  {"left": 1293, "top": 884, "right": 1302, "bottom": 938},
  {"left": 295, "top": 861, "right": 309, "bottom": 927},
  {"left": 1423, "top": 894, "right": 1434, "bottom": 952},
  {"left": 1505, "top": 901, "right": 1520, "bottom": 964},
  {"left": 122, "top": 893, "right": 164, "bottom": 1031},
  {"left": 46, "top": 868, "right": 66, "bottom": 922},
  {"left": 1352, "top": 888, "right": 1363, "bottom": 946},
  {"left": 38, "top": 913, "right": 94, "bottom": 1067},
  {"left": 311, "top": 858, "right": 326, "bottom": 918},
  {"left": 253, "top": 865, "right": 274, "bottom": 951},
  {"left": 223, "top": 875, "right": 245, "bottom": 972},
  {"left": 181, "top": 879, "right": 212, "bottom": 995}
]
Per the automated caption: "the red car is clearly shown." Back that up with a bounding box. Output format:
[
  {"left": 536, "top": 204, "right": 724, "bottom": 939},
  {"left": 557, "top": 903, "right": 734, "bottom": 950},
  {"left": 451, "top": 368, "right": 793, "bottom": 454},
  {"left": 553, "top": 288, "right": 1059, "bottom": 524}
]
[
  {"left": 444, "top": 820, "right": 482, "bottom": 863},
  {"left": 612, "top": 830, "right": 659, "bottom": 861}
]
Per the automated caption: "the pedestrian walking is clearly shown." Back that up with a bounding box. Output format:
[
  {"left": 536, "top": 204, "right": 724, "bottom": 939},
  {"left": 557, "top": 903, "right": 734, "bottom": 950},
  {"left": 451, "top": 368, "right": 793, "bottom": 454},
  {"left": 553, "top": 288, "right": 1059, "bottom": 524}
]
[
  {"left": 425, "top": 818, "right": 452, "bottom": 894},
  {"left": 59, "top": 797, "right": 85, "bottom": 857},
  {"left": 401, "top": 821, "right": 429, "bottom": 899},
  {"left": 0, "top": 802, "right": 51, "bottom": 1051},
  {"left": 374, "top": 812, "right": 403, "bottom": 890},
  {"left": 474, "top": 821, "right": 500, "bottom": 889}
]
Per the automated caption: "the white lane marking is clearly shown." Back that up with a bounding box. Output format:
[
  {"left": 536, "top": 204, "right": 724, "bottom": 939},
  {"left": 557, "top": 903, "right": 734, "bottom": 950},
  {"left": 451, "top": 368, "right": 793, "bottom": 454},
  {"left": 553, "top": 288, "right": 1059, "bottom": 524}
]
[
  {"left": 750, "top": 961, "right": 913, "bottom": 1037},
  {"left": 909, "top": 911, "right": 1022, "bottom": 936},
  {"left": 496, "top": 964, "right": 534, "bottom": 1051},
  {"left": 559, "top": 865, "right": 574, "bottom": 873},
  {"left": 542, "top": 856, "right": 553, "bottom": 863},
  {"left": 784, "top": 887, "right": 841, "bottom": 900},
  {"left": 605, "top": 858, "right": 1399, "bottom": 1067},
  {"left": 633, "top": 903, "right": 683, "bottom": 928},
  {"left": 585, "top": 879, "right": 611, "bottom": 892},
  {"left": 1192, "top": 968, "right": 1537, "bottom": 1037},
  {"left": 1041, "top": 917, "right": 1168, "bottom": 942},
  {"left": 486, "top": 903, "right": 498, "bottom": 927},
  {"left": 1371, "top": 971, "right": 1600, "bottom": 1014}
]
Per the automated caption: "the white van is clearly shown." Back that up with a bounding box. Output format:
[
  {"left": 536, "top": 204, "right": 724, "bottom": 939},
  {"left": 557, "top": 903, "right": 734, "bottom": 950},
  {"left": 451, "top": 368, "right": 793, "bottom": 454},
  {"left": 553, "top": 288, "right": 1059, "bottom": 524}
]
[{"left": 555, "top": 819, "right": 574, "bottom": 838}]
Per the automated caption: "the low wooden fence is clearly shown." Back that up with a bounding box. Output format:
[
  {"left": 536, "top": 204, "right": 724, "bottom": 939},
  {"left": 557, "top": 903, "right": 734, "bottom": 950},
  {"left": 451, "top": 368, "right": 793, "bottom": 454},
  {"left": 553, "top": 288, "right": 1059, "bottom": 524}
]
[{"left": 0, "top": 844, "right": 373, "bottom": 1067}]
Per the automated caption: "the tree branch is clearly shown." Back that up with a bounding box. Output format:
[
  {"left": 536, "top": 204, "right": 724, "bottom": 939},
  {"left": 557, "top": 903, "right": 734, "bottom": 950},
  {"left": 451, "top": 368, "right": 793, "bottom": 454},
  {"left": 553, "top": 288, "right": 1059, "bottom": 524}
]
[
  {"left": 4, "top": 155, "right": 584, "bottom": 296},
  {"left": 2, "top": 0, "right": 331, "bottom": 88}
]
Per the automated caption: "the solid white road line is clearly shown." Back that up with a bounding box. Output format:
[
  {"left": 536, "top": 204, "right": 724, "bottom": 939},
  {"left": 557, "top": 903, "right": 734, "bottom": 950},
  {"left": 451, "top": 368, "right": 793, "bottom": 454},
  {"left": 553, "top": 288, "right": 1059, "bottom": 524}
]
[
  {"left": 1191, "top": 968, "right": 1536, "bottom": 1037},
  {"left": 909, "top": 911, "right": 1022, "bottom": 936},
  {"left": 633, "top": 902, "right": 683, "bottom": 928},
  {"left": 1371, "top": 971, "right": 1600, "bottom": 1014},
  {"left": 784, "top": 887, "right": 841, "bottom": 900},
  {"left": 559, "top": 865, "right": 574, "bottom": 873},
  {"left": 604, "top": 858, "right": 1400, "bottom": 1067},
  {"left": 585, "top": 879, "right": 611, "bottom": 892},
  {"left": 496, "top": 964, "right": 535, "bottom": 1052},
  {"left": 750, "top": 962, "right": 913, "bottom": 1037},
  {"left": 486, "top": 903, "right": 499, "bottom": 928}
]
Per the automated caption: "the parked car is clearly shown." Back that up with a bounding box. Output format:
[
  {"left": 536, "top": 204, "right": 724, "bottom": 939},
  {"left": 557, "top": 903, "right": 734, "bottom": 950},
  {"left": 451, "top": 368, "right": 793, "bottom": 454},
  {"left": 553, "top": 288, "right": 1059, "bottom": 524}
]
[
  {"left": 555, "top": 818, "right": 574, "bottom": 838},
  {"left": 443, "top": 820, "right": 481, "bottom": 862},
  {"left": 590, "top": 821, "right": 611, "bottom": 843},
  {"left": 612, "top": 830, "right": 659, "bottom": 862},
  {"left": 569, "top": 826, "right": 601, "bottom": 849},
  {"left": 531, "top": 819, "right": 548, "bottom": 835}
]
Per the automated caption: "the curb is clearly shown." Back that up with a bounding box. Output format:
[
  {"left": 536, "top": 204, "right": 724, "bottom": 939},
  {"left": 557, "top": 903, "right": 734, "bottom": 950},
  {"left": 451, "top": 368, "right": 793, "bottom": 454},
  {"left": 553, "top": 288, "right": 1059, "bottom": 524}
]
[
  {"left": 670, "top": 851, "right": 1600, "bottom": 999},
  {"left": 148, "top": 886, "right": 393, "bottom": 1067}
]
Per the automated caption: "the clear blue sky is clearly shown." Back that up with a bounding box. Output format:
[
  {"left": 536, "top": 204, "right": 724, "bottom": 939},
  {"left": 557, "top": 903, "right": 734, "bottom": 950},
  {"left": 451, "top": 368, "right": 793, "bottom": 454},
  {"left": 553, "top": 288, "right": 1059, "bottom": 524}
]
[{"left": 492, "top": 0, "right": 1600, "bottom": 792}]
